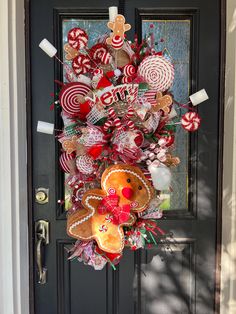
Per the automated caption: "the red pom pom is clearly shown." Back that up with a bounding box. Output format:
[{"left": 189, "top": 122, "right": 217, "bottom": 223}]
[
  {"left": 87, "top": 145, "right": 103, "bottom": 159},
  {"left": 78, "top": 100, "right": 91, "bottom": 120}
]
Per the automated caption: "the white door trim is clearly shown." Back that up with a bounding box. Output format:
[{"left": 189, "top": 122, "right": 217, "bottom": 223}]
[
  {"left": 220, "top": 0, "right": 236, "bottom": 313},
  {"left": 0, "top": 0, "right": 29, "bottom": 313}
]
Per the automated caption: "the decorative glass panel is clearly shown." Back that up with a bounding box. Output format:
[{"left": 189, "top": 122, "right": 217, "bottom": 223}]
[
  {"left": 62, "top": 19, "right": 108, "bottom": 210},
  {"left": 142, "top": 20, "right": 190, "bottom": 211}
]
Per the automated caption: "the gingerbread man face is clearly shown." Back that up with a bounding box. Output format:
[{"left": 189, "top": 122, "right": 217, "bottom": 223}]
[
  {"left": 67, "top": 164, "right": 154, "bottom": 253},
  {"left": 101, "top": 164, "right": 154, "bottom": 212}
]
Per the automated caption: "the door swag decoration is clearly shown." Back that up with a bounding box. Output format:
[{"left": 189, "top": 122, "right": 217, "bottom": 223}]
[{"left": 38, "top": 6, "right": 209, "bottom": 270}]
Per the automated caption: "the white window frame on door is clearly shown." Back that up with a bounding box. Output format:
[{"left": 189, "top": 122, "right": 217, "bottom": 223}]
[{"left": 0, "top": 0, "right": 235, "bottom": 313}]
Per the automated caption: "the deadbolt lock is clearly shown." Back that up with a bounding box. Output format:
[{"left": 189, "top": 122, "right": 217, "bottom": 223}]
[{"left": 35, "top": 188, "right": 49, "bottom": 204}]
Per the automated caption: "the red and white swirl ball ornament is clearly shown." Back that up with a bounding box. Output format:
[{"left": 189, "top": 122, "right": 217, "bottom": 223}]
[
  {"left": 68, "top": 28, "right": 88, "bottom": 50},
  {"left": 181, "top": 112, "right": 201, "bottom": 131},
  {"left": 76, "top": 155, "right": 95, "bottom": 174},
  {"left": 138, "top": 55, "right": 174, "bottom": 91},
  {"left": 90, "top": 44, "right": 112, "bottom": 65},
  {"left": 123, "top": 64, "right": 136, "bottom": 77},
  {"left": 59, "top": 152, "right": 75, "bottom": 173},
  {"left": 111, "top": 35, "right": 124, "bottom": 50},
  {"left": 72, "top": 55, "right": 91, "bottom": 75},
  {"left": 121, "top": 76, "right": 132, "bottom": 84},
  {"left": 59, "top": 82, "right": 91, "bottom": 116}
]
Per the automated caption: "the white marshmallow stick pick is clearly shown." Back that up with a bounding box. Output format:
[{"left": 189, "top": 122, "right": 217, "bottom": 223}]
[
  {"left": 39, "top": 39, "right": 57, "bottom": 58},
  {"left": 37, "top": 121, "right": 54, "bottom": 135},
  {"left": 109, "top": 6, "right": 118, "bottom": 22},
  {"left": 190, "top": 89, "right": 209, "bottom": 106}
]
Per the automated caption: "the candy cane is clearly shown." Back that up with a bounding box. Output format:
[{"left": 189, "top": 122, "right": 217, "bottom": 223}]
[
  {"left": 103, "top": 120, "right": 113, "bottom": 132},
  {"left": 122, "top": 106, "right": 135, "bottom": 130},
  {"left": 106, "top": 108, "right": 123, "bottom": 131}
]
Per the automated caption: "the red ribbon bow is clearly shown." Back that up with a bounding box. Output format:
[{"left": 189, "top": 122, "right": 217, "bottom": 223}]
[{"left": 98, "top": 194, "right": 131, "bottom": 225}]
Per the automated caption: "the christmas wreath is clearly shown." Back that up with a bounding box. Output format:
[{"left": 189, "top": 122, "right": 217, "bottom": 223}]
[{"left": 38, "top": 7, "right": 208, "bottom": 270}]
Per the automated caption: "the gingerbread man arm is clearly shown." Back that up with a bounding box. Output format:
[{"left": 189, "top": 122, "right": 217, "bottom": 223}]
[
  {"left": 107, "top": 21, "right": 114, "bottom": 31},
  {"left": 124, "top": 23, "right": 131, "bottom": 31}
]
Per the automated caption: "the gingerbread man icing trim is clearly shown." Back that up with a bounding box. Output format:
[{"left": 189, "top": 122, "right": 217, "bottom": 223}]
[{"left": 67, "top": 190, "right": 136, "bottom": 253}]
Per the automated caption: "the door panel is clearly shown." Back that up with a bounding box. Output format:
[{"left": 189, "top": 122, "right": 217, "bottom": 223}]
[{"left": 29, "top": 0, "right": 223, "bottom": 313}]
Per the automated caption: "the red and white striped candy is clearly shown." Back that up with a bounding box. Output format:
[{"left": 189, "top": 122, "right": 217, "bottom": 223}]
[
  {"left": 121, "top": 76, "right": 132, "bottom": 84},
  {"left": 138, "top": 55, "right": 174, "bottom": 91},
  {"left": 59, "top": 82, "right": 91, "bottom": 116},
  {"left": 93, "top": 68, "right": 103, "bottom": 76},
  {"left": 100, "top": 51, "right": 112, "bottom": 65},
  {"left": 59, "top": 152, "right": 75, "bottom": 173},
  {"left": 108, "top": 107, "right": 117, "bottom": 119},
  {"left": 126, "top": 106, "right": 134, "bottom": 118},
  {"left": 103, "top": 120, "right": 113, "bottom": 132},
  {"left": 68, "top": 28, "right": 88, "bottom": 50},
  {"left": 123, "top": 64, "right": 136, "bottom": 77},
  {"left": 127, "top": 120, "right": 135, "bottom": 130},
  {"left": 72, "top": 55, "right": 91, "bottom": 75},
  {"left": 181, "top": 112, "right": 201, "bottom": 131},
  {"left": 104, "top": 120, "right": 114, "bottom": 132},
  {"left": 111, "top": 35, "right": 124, "bottom": 50},
  {"left": 143, "top": 90, "right": 157, "bottom": 106},
  {"left": 114, "top": 117, "right": 122, "bottom": 130}
]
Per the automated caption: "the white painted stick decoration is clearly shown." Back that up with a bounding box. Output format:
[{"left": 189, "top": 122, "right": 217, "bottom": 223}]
[
  {"left": 39, "top": 39, "right": 57, "bottom": 58},
  {"left": 190, "top": 89, "right": 209, "bottom": 106},
  {"left": 37, "top": 121, "right": 54, "bottom": 135},
  {"left": 109, "top": 6, "right": 118, "bottom": 22}
]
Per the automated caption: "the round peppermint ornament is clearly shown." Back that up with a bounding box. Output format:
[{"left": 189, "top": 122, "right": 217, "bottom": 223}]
[
  {"left": 138, "top": 55, "right": 174, "bottom": 91},
  {"left": 181, "top": 112, "right": 201, "bottom": 131},
  {"left": 72, "top": 55, "right": 91, "bottom": 75},
  {"left": 59, "top": 82, "right": 91, "bottom": 116},
  {"left": 68, "top": 28, "right": 88, "bottom": 50},
  {"left": 111, "top": 35, "right": 124, "bottom": 50},
  {"left": 123, "top": 64, "right": 136, "bottom": 77},
  {"left": 90, "top": 44, "right": 112, "bottom": 65}
]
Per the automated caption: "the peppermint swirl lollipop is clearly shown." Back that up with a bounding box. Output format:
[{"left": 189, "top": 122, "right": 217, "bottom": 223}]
[
  {"left": 90, "top": 44, "right": 112, "bottom": 65},
  {"left": 138, "top": 55, "right": 174, "bottom": 91},
  {"left": 68, "top": 28, "right": 88, "bottom": 50},
  {"left": 72, "top": 55, "right": 91, "bottom": 75},
  {"left": 181, "top": 112, "right": 201, "bottom": 131},
  {"left": 59, "top": 82, "right": 91, "bottom": 116}
]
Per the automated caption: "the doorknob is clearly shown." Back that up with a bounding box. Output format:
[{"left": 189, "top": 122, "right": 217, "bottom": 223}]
[{"left": 35, "top": 220, "right": 49, "bottom": 284}]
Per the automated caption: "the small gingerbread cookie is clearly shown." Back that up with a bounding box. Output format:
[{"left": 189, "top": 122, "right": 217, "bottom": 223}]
[
  {"left": 106, "top": 14, "right": 131, "bottom": 45},
  {"left": 151, "top": 92, "right": 173, "bottom": 114},
  {"left": 64, "top": 43, "right": 79, "bottom": 61}
]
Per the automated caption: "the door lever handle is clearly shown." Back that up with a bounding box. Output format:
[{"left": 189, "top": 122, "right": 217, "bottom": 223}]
[{"left": 35, "top": 220, "right": 49, "bottom": 284}]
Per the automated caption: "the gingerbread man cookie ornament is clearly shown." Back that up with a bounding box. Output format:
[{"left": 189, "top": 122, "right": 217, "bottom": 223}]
[
  {"left": 106, "top": 15, "right": 131, "bottom": 45},
  {"left": 67, "top": 164, "right": 154, "bottom": 253},
  {"left": 151, "top": 92, "right": 173, "bottom": 114}
]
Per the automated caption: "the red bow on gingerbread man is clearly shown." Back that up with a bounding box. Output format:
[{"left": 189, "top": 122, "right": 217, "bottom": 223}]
[{"left": 98, "top": 194, "right": 131, "bottom": 224}]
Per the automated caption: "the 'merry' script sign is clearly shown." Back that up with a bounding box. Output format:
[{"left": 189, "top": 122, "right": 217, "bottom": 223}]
[{"left": 96, "top": 84, "right": 139, "bottom": 106}]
